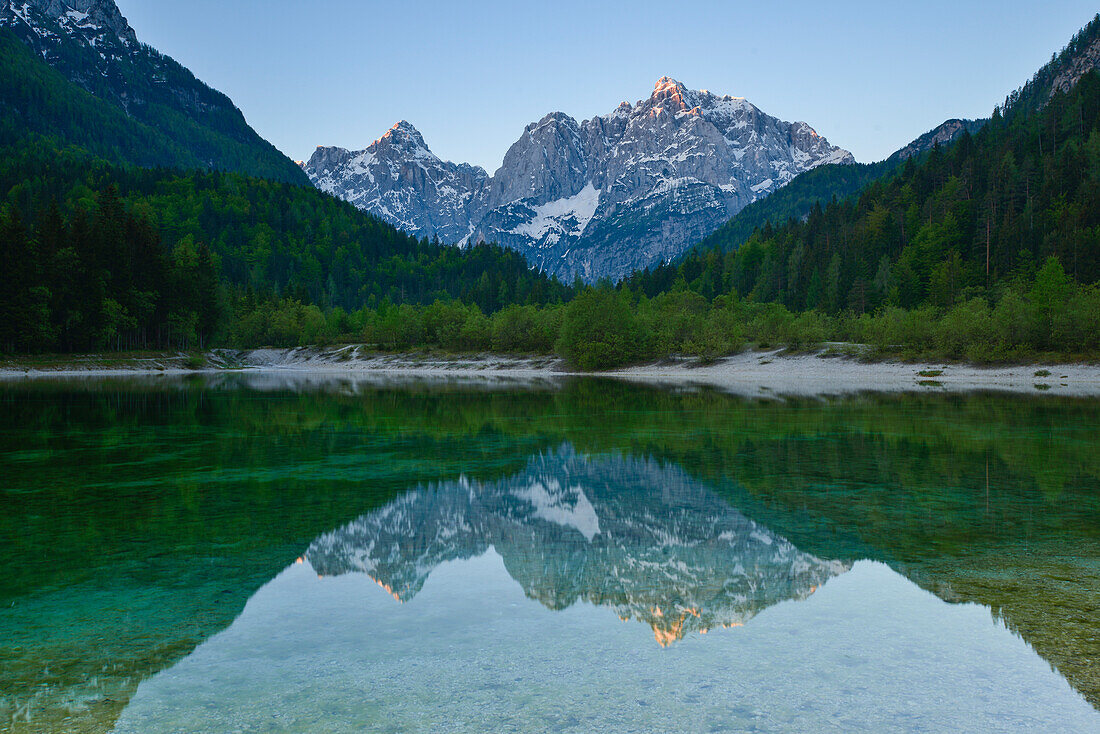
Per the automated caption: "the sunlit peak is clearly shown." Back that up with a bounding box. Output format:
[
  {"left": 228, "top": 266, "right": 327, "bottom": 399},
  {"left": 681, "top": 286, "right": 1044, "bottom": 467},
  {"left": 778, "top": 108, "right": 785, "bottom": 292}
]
[{"left": 653, "top": 76, "right": 685, "bottom": 92}]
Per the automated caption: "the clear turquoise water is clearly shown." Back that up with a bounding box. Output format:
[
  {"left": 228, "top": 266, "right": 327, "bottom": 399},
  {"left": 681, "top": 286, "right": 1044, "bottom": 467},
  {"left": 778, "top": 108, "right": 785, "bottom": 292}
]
[{"left": 1, "top": 375, "right": 1098, "bottom": 732}]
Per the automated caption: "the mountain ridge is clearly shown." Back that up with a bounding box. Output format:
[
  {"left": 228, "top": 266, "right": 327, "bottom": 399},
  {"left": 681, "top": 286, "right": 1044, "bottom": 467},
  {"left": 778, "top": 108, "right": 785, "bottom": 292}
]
[{"left": 304, "top": 78, "right": 853, "bottom": 281}]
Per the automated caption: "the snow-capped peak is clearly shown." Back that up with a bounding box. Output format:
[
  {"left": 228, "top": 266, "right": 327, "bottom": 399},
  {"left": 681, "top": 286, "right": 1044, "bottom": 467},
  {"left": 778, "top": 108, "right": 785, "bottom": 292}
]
[
  {"left": 303, "top": 120, "right": 491, "bottom": 243},
  {"left": 647, "top": 76, "right": 700, "bottom": 113},
  {"left": 653, "top": 76, "right": 686, "bottom": 95},
  {"left": 376, "top": 120, "right": 431, "bottom": 155}
]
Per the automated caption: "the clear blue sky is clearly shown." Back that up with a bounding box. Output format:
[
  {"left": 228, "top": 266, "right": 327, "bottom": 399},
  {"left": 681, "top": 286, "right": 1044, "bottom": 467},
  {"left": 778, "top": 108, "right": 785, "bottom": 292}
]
[{"left": 115, "top": 0, "right": 1098, "bottom": 171}]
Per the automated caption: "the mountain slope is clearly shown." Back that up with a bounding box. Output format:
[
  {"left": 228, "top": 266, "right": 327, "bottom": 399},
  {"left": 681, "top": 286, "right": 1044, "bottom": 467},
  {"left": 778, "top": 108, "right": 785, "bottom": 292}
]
[
  {"left": 305, "top": 78, "right": 852, "bottom": 281},
  {"left": 1002, "top": 13, "right": 1100, "bottom": 120},
  {"left": 0, "top": 140, "right": 573, "bottom": 353},
  {"left": 683, "top": 119, "right": 988, "bottom": 261},
  {"left": 0, "top": 0, "right": 309, "bottom": 185},
  {"left": 683, "top": 160, "right": 894, "bottom": 260}
]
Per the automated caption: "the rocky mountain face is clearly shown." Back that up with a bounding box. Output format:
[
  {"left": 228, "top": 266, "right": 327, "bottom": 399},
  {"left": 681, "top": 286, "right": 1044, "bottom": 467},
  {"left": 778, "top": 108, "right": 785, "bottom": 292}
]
[
  {"left": 304, "top": 78, "right": 853, "bottom": 281},
  {"left": 307, "top": 446, "right": 850, "bottom": 645},
  {"left": 1049, "top": 29, "right": 1100, "bottom": 98},
  {"left": 0, "top": 0, "right": 310, "bottom": 184},
  {"left": 2, "top": 0, "right": 137, "bottom": 80}
]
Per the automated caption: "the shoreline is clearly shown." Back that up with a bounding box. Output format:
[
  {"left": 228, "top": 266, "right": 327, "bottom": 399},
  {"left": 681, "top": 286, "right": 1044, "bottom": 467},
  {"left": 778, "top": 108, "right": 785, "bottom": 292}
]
[{"left": 2, "top": 347, "right": 1099, "bottom": 397}]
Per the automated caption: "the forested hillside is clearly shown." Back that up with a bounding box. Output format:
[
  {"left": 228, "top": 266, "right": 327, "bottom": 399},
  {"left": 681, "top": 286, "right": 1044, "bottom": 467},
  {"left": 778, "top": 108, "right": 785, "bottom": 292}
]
[
  {"left": 3, "top": 8, "right": 1100, "bottom": 367},
  {"left": 1002, "top": 14, "right": 1100, "bottom": 121},
  {"left": 674, "top": 16, "right": 1100, "bottom": 272},
  {"left": 0, "top": 140, "right": 571, "bottom": 353}
]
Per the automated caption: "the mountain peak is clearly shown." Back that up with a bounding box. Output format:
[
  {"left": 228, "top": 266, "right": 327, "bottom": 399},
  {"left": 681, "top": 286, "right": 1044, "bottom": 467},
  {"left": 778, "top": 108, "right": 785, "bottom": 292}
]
[
  {"left": 524, "top": 111, "right": 580, "bottom": 135},
  {"left": 653, "top": 76, "right": 686, "bottom": 93},
  {"left": 377, "top": 120, "right": 429, "bottom": 152},
  {"left": 647, "top": 76, "right": 701, "bottom": 113}
]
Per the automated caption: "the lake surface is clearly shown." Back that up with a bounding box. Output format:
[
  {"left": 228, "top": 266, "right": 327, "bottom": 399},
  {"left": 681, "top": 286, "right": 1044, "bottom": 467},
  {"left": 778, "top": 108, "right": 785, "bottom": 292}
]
[{"left": 1, "top": 375, "right": 1098, "bottom": 732}]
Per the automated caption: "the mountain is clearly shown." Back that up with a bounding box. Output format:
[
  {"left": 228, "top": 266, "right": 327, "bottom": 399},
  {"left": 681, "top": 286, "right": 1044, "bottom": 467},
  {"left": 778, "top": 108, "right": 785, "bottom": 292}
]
[
  {"left": 888, "top": 118, "right": 988, "bottom": 162},
  {"left": 305, "top": 121, "right": 491, "bottom": 244},
  {"left": 304, "top": 78, "right": 853, "bottom": 281},
  {"left": 683, "top": 160, "right": 894, "bottom": 260},
  {"left": 0, "top": 0, "right": 579, "bottom": 355},
  {"left": 681, "top": 117, "right": 988, "bottom": 261},
  {"left": 0, "top": 0, "right": 309, "bottom": 185},
  {"left": 308, "top": 446, "right": 849, "bottom": 646}
]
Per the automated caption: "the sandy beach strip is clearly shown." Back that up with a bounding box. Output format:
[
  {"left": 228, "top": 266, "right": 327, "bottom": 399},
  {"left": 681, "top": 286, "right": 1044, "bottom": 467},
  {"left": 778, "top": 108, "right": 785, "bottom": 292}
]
[{"left": 2, "top": 346, "right": 1099, "bottom": 398}]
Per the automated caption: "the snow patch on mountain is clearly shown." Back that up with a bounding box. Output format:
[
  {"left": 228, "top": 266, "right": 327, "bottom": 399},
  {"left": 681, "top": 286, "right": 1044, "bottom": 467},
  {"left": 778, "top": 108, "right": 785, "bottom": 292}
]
[
  {"left": 510, "top": 182, "right": 600, "bottom": 244},
  {"left": 2, "top": 0, "right": 138, "bottom": 48}
]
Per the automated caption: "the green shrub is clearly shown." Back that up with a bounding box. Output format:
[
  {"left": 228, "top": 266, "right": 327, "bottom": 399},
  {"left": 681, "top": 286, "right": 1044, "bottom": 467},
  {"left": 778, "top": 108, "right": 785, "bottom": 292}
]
[
  {"left": 423, "top": 300, "right": 470, "bottom": 350},
  {"left": 491, "top": 305, "right": 547, "bottom": 353},
  {"left": 640, "top": 291, "right": 709, "bottom": 354},
  {"left": 785, "top": 311, "right": 830, "bottom": 348},
  {"left": 743, "top": 303, "right": 795, "bottom": 347},
  {"left": 556, "top": 288, "right": 643, "bottom": 370},
  {"left": 934, "top": 299, "right": 993, "bottom": 359},
  {"left": 853, "top": 306, "right": 936, "bottom": 353},
  {"left": 683, "top": 307, "right": 745, "bottom": 361},
  {"left": 989, "top": 291, "right": 1037, "bottom": 351},
  {"left": 457, "top": 309, "right": 492, "bottom": 351}
]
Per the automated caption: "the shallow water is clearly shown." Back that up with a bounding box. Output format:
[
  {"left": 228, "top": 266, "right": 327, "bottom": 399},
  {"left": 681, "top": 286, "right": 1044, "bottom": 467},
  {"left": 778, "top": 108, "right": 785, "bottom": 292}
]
[{"left": 1, "top": 376, "right": 1098, "bottom": 732}]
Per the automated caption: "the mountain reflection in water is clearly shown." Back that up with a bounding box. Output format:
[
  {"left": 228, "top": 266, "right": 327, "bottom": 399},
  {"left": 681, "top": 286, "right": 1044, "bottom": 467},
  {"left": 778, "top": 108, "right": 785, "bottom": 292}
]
[
  {"left": 111, "top": 447, "right": 1098, "bottom": 734},
  {"left": 307, "top": 446, "right": 849, "bottom": 645}
]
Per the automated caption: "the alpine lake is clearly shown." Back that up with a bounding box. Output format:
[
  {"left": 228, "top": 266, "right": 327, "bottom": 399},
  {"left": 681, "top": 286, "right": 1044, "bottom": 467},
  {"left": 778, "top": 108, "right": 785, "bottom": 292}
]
[{"left": 1, "top": 374, "right": 1098, "bottom": 733}]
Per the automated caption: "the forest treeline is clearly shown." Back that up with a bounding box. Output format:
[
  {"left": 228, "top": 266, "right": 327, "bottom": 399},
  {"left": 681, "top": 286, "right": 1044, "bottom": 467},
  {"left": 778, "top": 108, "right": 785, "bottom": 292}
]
[{"left": 217, "top": 259, "right": 1099, "bottom": 369}]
